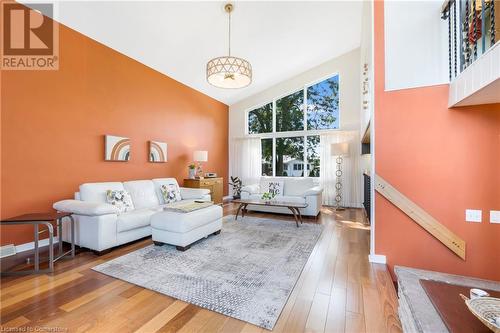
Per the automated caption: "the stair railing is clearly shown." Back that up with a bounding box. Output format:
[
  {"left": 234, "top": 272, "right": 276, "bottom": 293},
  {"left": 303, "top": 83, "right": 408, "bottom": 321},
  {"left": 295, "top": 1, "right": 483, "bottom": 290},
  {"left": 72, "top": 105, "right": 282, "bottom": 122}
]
[{"left": 441, "top": 0, "right": 497, "bottom": 80}]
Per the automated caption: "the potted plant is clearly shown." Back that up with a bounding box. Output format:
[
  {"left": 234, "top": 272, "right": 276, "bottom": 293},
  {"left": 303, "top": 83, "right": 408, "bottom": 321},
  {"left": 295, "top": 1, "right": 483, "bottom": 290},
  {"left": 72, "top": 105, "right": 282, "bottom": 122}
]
[
  {"left": 188, "top": 164, "right": 196, "bottom": 179},
  {"left": 229, "top": 176, "right": 243, "bottom": 199},
  {"left": 261, "top": 192, "right": 275, "bottom": 204}
]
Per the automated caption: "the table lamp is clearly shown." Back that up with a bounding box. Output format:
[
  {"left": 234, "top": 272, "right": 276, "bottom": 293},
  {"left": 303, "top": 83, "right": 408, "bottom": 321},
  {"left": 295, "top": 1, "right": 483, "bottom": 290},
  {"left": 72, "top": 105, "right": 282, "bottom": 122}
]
[
  {"left": 331, "top": 142, "right": 349, "bottom": 210},
  {"left": 193, "top": 150, "right": 208, "bottom": 178}
]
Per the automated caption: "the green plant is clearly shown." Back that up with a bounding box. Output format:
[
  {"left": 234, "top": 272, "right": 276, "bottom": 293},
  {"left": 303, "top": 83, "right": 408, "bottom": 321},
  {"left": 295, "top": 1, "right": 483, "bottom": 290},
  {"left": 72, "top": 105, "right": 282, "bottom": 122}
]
[
  {"left": 188, "top": 164, "right": 196, "bottom": 170},
  {"left": 261, "top": 192, "right": 275, "bottom": 201},
  {"left": 229, "top": 176, "right": 243, "bottom": 199}
]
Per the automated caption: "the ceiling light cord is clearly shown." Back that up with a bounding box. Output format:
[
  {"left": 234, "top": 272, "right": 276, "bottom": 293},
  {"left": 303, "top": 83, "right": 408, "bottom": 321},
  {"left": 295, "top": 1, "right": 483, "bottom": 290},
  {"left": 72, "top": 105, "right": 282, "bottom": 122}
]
[{"left": 228, "top": 8, "right": 231, "bottom": 56}]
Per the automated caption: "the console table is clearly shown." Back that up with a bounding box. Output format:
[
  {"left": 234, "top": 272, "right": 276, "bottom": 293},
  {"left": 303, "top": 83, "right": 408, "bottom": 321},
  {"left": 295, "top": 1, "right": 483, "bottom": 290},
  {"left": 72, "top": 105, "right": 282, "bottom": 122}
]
[{"left": 0, "top": 212, "right": 75, "bottom": 275}]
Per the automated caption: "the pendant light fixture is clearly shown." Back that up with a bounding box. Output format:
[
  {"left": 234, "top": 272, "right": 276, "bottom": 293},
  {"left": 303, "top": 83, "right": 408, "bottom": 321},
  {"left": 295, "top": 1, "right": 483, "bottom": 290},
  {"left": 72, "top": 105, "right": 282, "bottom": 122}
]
[{"left": 206, "top": 3, "right": 252, "bottom": 89}]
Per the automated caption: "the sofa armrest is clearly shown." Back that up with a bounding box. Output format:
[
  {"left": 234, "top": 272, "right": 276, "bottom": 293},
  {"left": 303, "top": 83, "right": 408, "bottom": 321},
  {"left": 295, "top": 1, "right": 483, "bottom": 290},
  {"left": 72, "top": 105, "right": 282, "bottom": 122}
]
[
  {"left": 241, "top": 184, "right": 260, "bottom": 195},
  {"left": 179, "top": 187, "right": 211, "bottom": 200},
  {"left": 303, "top": 186, "right": 324, "bottom": 196},
  {"left": 53, "top": 199, "right": 120, "bottom": 216}
]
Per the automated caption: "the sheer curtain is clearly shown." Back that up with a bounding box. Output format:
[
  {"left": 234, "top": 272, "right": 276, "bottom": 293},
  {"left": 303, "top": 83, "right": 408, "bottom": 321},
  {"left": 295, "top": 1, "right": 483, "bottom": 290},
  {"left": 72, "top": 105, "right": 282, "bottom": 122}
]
[
  {"left": 320, "top": 131, "right": 362, "bottom": 207},
  {"left": 232, "top": 138, "right": 261, "bottom": 186}
]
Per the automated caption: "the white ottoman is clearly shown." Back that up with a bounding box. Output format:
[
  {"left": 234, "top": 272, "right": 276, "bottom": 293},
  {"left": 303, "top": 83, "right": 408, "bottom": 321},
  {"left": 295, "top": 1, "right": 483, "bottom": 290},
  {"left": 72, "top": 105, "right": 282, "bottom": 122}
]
[{"left": 151, "top": 205, "right": 223, "bottom": 251}]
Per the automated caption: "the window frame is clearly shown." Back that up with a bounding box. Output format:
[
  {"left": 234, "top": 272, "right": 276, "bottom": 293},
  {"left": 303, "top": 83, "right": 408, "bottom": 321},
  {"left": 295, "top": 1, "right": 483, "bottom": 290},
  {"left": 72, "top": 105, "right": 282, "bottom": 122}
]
[{"left": 244, "top": 72, "right": 340, "bottom": 178}]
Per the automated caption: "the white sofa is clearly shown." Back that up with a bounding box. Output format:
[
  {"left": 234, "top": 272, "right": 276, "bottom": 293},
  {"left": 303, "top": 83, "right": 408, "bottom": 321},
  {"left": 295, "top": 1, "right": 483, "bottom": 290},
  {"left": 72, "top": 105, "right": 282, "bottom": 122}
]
[
  {"left": 53, "top": 178, "right": 215, "bottom": 253},
  {"left": 240, "top": 177, "right": 323, "bottom": 217}
]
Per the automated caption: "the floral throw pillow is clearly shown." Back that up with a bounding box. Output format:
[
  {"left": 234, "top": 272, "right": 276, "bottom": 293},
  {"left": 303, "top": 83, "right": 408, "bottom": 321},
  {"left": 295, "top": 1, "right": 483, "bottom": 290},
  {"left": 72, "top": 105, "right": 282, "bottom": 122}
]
[
  {"left": 105, "top": 190, "right": 134, "bottom": 213},
  {"left": 260, "top": 180, "right": 284, "bottom": 197},
  {"left": 160, "top": 184, "right": 181, "bottom": 204}
]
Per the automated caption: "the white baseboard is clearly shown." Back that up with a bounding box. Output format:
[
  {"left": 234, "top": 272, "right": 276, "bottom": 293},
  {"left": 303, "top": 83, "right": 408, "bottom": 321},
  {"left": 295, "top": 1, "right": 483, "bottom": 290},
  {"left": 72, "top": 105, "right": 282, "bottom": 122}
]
[
  {"left": 368, "top": 254, "right": 387, "bottom": 264},
  {"left": 15, "top": 237, "right": 60, "bottom": 253}
]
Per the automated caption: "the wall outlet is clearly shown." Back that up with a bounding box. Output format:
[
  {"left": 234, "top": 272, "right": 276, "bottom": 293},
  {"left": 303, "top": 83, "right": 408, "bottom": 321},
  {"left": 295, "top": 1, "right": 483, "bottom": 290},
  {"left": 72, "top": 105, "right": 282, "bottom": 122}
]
[
  {"left": 465, "top": 209, "right": 482, "bottom": 223},
  {"left": 490, "top": 210, "right": 500, "bottom": 224}
]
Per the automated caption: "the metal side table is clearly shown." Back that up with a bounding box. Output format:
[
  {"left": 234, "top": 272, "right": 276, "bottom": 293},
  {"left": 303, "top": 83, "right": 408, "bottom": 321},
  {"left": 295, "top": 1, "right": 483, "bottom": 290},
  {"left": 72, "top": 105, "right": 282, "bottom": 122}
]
[{"left": 0, "top": 212, "right": 75, "bottom": 275}]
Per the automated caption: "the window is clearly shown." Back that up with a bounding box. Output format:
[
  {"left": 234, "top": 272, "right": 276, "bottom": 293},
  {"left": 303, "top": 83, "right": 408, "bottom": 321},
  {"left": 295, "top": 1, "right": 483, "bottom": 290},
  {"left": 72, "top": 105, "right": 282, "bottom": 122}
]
[
  {"left": 248, "top": 103, "right": 272, "bottom": 134},
  {"left": 276, "top": 136, "right": 304, "bottom": 177},
  {"left": 276, "top": 91, "right": 304, "bottom": 132},
  {"left": 246, "top": 74, "right": 339, "bottom": 177},
  {"left": 307, "top": 75, "right": 339, "bottom": 130},
  {"left": 307, "top": 135, "right": 320, "bottom": 177},
  {"left": 261, "top": 138, "right": 273, "bottom": 176}
]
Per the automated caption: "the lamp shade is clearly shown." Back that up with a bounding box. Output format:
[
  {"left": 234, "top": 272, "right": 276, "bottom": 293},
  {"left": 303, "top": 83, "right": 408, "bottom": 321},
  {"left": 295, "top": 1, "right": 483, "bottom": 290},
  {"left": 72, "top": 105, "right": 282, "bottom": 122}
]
[
  {"left": 193, "top": 150, "right": 208, "bottom": 162},
  {"left": 331, "top": 143, "right": 349, "bottom": 156}
]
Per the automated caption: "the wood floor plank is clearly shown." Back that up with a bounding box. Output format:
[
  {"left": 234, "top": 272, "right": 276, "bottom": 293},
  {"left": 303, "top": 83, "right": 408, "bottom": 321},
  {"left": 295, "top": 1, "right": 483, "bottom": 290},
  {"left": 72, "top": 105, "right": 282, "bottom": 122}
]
[
  {"left": 177, "top": 309, "right": 218, "bottom": 333},
  {"left": 198, "top": 312, "right": 228, "bottom": 333},
  {"left": 1, "top": 315, "right": 30, "bottom": 328},
  {"left": 217, "top": 318, "right": 246, "bottom": 333},
  {"left": 59, "top": 279, "right": 125, "bottom": 312},
  {"left": 304, "top": 292, "right": 330, "bottom": 333},
  {"left": 324, "top": 287, "right": 347, "bottom": 333},
  {"left": 0, "top": 272, "right": 83, "bottom": 310},
  {"left": 2, "top": 276, "right": 116, "bottom": 324},
  {"left": 345, "top": 311, "right": 365, "bottom": 333},
  {"left": 372, "top": 264, "right": 403, "bottom": 333},
  {"left": 39, "top": 282, "right": 137, "bottom": 331},
  {"left": 361, "top": 283, "right": 387, "bottom": 333},
  {"left": 346, "top": 282, "right": 363, "bottom": 314},
  {"left": 134, "top": 300, "right": 189, "bottom": 333}
]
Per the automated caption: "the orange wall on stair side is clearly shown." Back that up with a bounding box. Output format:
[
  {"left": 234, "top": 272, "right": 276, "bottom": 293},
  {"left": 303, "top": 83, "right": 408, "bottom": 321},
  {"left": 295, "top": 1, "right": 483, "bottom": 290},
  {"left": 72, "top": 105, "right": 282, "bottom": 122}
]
[
  {"left": 374, "top": 1, "right": 500, "bottom": 281},
  {"left": 1, "top": 19, "right": 229, "bottom": 246}
]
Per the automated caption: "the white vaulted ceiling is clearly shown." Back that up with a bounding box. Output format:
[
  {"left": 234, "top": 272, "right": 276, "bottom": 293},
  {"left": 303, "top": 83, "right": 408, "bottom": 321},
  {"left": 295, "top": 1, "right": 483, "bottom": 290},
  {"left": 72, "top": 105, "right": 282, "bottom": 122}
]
[{"left": 27, "top": 1, "right": 363, "bottom": 105}]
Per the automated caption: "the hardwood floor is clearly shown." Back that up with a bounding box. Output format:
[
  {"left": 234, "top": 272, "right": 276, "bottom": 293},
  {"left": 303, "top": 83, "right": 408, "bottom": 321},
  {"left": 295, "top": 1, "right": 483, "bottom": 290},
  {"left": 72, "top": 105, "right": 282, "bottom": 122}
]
[{"left": 0, "top": 205, "right": 402, "bottom": 333}]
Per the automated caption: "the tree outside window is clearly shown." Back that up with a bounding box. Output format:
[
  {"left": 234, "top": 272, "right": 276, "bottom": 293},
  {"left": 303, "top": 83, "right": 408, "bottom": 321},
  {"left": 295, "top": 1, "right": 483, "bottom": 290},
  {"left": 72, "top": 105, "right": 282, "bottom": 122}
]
[
  {"left": 248, "top": 103, "right": 273, "bottom": 134},
  {"left": 307, "top": 75, "right": 339, "bottom": 130},
  {"left": 246, "top": 74, "right": 338, "bottom": 178}
]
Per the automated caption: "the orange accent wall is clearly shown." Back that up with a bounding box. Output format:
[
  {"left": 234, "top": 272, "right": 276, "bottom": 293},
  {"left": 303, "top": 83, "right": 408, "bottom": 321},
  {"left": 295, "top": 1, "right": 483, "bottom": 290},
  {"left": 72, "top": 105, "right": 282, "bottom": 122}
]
[
  {"left": 374, "top": 1, "right": 500, "bottom": 281},
  {"left": 0, "top": 19, "right": 228, "bottom": 246}
]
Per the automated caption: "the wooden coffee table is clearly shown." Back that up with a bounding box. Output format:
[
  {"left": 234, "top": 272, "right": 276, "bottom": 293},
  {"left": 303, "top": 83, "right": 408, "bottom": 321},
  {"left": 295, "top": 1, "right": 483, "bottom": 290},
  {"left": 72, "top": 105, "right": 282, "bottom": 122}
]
[{"left": 232, "top": 199, "right": 308, "bottom": 227}]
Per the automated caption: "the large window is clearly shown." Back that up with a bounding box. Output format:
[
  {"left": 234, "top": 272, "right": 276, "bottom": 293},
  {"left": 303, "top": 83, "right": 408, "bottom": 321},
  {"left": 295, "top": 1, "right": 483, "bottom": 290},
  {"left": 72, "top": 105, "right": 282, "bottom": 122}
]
[{"left": 247, "top": 74, "right": 339, "bottom": 177}]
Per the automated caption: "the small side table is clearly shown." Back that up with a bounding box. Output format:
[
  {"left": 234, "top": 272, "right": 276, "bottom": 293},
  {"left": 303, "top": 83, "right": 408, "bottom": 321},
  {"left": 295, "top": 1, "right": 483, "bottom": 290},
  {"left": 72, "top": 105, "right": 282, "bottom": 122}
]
[{"left": 0, "top": 212, "right": 75, "bottom": 275}]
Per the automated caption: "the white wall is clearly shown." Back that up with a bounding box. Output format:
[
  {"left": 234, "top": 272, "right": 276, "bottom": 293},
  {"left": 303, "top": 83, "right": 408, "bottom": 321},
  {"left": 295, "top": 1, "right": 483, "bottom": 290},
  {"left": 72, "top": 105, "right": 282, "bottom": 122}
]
[
  {"left": 228, "top": 48, "right": 362, "bottom": 195},
  {"left": 384, "top": 0, "right": 449, "bottom": 90},
  {"left": 359, "top": 0, "right": 372, "bottom": 176}
]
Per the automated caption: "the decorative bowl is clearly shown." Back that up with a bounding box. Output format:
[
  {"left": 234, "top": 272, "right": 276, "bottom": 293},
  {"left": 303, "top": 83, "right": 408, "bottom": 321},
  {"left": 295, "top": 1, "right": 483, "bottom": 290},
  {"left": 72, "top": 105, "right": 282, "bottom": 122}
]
[{"left": 460, "top": 294, "right": 500, "bottom": 333}]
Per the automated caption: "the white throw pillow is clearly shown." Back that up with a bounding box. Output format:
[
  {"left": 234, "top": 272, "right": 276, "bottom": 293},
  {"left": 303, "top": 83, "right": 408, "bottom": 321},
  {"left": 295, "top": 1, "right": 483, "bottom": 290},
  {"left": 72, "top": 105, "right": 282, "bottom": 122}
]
[
  {"left": 105, "top": 190, "right": 134, "bottom": 213},
  {"left": 160, "top": 184, "right": 181, "bottom": 204},
  {"left": 260, "top": 180, "right": 284, "bottom": 197}
]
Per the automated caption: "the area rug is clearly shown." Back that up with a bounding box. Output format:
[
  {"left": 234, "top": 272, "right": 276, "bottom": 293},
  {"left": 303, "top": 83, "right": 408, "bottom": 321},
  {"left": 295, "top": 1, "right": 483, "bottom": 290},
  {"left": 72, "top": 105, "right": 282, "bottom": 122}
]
[{"left": 92, "top": 215, "right": 323, "bottom": 330}]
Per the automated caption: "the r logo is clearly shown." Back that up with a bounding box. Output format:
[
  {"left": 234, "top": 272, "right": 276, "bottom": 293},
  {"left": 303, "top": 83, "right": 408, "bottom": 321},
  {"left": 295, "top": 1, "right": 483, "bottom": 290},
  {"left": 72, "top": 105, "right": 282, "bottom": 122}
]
[
  {"left": 3, "top": 3, "right": 53, "bottom": 55},
  {"left": 1, "top": 2, "right": 59, "bottom": 70}
]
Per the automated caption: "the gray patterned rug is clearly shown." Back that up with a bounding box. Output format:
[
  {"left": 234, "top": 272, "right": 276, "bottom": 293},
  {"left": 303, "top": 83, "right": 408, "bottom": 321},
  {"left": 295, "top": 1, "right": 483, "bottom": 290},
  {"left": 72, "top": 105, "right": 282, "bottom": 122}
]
[{"left": 92, "top": 215, "right": 323, "bottom": 330}]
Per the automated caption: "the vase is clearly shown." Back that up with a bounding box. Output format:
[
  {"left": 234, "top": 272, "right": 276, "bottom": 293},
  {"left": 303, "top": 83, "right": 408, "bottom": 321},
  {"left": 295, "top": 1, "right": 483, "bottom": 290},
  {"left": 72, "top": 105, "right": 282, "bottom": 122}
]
[{"left": 188, "top": 168, "right": 196, "bottom": 179}]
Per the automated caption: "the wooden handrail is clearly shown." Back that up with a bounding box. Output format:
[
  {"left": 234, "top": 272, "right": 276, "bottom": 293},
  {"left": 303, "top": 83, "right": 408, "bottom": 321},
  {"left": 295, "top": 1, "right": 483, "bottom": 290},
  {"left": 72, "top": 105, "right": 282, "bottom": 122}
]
[{"left": 375, "top": 175, "right": 466, "bottom": 260}]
